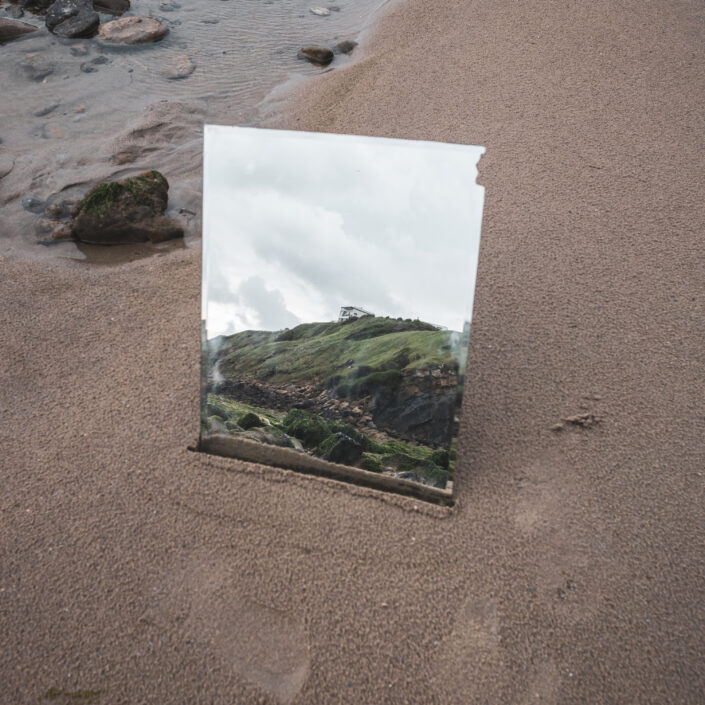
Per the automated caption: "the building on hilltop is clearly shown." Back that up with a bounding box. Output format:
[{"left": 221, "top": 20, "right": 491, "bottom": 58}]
[{"left": 338, "top": 306, "right": 375, "bottom": 322}]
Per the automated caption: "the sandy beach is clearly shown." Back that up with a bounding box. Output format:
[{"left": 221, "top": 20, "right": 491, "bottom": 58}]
[{"left": 2, "top": 0, "right": 704, "bottom": 702}]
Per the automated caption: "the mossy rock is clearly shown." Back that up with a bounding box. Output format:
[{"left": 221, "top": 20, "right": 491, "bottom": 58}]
[
  {"left": 430, "top": 449, "right": 450, "bottom": 469},
  {"left": 317, "top": 432, "right": 362, "bottom": 466},
  {"left": 283, "top": 408, "right": 331, "bottom": 449},
  {"left": 238, "top": 411, "right": 264, "bottom": 430},
  {"left": 71, "top": 170, "right": 183, "bottom": 245}
]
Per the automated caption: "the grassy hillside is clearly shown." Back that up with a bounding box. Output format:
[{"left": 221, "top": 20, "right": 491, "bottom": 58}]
[{"left": 212, "top": 316, "right": 462, "bottom": 390}]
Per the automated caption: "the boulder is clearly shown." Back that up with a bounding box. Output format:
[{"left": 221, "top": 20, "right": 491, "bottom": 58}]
[
  {"left": 299, "top": 46, "right": 333, "bottom": 66},
  {"left": 333, "top": 39, "right": 357, "bottom": 55},
  {"left": 46, "top": 0, "right": 99, "bottom": 38},
  {"left": 318, "top": 432, "right": 362, "bottom": 466},
  {"left": 237, "top": 412, "right": 264, "bottom": 430},
  {"left": 70, "top": 170, "right": 184, "bottom": 245},
  {"left": 98, "top": 16, "right": 168, "bottom": 44},
  {"left": 92, "top": 0, "right": 129, "bottom": 15},
  {"left": 0, "top": 18, "right": 37, "bottom": 44}
]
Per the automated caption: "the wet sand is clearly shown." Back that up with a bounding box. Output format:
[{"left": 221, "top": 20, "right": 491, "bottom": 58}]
[{"left": 2, "top": 0, "right": 705, "bottom": 703}]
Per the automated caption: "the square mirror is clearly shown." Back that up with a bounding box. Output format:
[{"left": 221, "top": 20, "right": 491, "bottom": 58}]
[{"left": 200, "top": 126, "right": 484, "bottom": 503}]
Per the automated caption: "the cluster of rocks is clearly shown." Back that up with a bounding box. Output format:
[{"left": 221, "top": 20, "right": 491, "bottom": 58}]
[
  {"left": 300, "top": 5, "right": 356, "bottom": 66},
  {"left": 299, "top": 39, "right": 357, "bottom": 67},
  {"left": 210, "top": 362, "right": 460, "bottom": 447},
  {"left": 1, "top": 0, "right": 169, "bottom": 43},
  {"left": 35, "top": 170, "right": 184, "bottom": 244}
]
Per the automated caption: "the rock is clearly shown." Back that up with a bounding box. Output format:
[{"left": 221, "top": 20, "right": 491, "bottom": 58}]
[
  {"left": 69, "top": 44, "right": 89, "bottom": 55},
  {"left": 70, "top": 170, "right": 184, "bottom": 245},
  {"left": 51, "top": 222, "right": 72, "bottom": 240},
  {"left": 46, "top": 202, "right": 64, "bottom": 216},
  {"left": 309, "top": 6, "right": 330, "bottom": 16},
  {"left": 20, "top": 0, "right": 54, "bottom": 10},
  {"left": 299, "top": 46, "right": 333, "bottom": 66},
  {"left": 333, "top": 39, "right": 357, "bottom": 54},
  {"left": 92, "top": 0, "right": 129, "bottom": 15},
  {"left": 157, "top": 53, "right": 195, "bottom": 79},
  {"left": 3, "top": 5, "right": 25, "bottom": 19},
  {"left": 22, "top": 196, "right": 46, "bottom": 213},
  {"left": 34, "top": 103, "right": 59, "bottom": 117},
  {"left": 46, "top": 0, "right": 99, "bottom": 39},
  {"left": 98, "top": 16, "right": 168, "bottom": 44},
  {"left": 0, "top": 18, "right": 37, "bottom": 44},
  {"left": 241, "top": 428, "right": 294, "bottom": 448},
  {"left": 318, "top": 432, "right": 362, "bottom": 466},
  {"left": 237, "top": 412, "right": 264, "bottom": 430},
  {"left": 19, "top": 54, "right": 54, "bottom": 81}
]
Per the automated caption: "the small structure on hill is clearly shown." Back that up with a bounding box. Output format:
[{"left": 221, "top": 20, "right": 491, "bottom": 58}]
[{"left": 338, "top": 305, "right": 374, "bottom": 322}]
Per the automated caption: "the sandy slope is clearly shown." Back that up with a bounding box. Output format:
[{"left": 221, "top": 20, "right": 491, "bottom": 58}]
[{"left": 2, "top": 0, "right": 704, "bottom": 703}]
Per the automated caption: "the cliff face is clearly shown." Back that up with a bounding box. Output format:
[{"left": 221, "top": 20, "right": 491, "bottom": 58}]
[{"left": 206, "top": 316, "right": 464, "bottom": 446}]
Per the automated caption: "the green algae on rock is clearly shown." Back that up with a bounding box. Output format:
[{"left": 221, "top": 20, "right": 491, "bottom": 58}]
[{"left": 71, "top": 170, "right": 183, "bottom": 244}]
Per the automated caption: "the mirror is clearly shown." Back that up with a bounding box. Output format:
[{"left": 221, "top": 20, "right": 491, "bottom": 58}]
[{"left": 200, "top": 126, "right": 484, "bottom": 502}]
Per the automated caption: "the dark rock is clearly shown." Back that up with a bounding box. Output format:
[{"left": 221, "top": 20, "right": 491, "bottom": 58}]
[
  {"left": 22, "top": 196, "right": 46, "bottom": 213},
  {"left": 0, "top": 18, "right": 37, "bottom": 44},
  {"left": 20, "top": 0, "right": 53, "bottom": 11},
  {"left": 333, "top": 39, "right": 357, "bottom": 55},
  {"left": 46, "top": 0, "right": 99, "bottom": 38},
  {"left": 318, "top": 432, "right": 362, "bottom": 466},
  {"left": 299, "top": 46, "right": 333, "bottom": 66},
  {"left": 237, "top": 412, "right": 264, "bottom": 430},
  {"left": 70, "top": 170, "right": 184, "bottom": 245},
  {"left": 97, "top": 16, "right": 168, "bottom": 43},
  {"left": 92, "top": 0, "right": 129, "bottom": 15}
]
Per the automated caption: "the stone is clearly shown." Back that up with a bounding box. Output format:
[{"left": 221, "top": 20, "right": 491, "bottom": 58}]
[
  {"left": 51, "top": 222, "right": 73, "bottom": 240},
  {"left": 3, "top": 5, "right": 25, "bottom": 19},
  {"left": 22, "top": 196, "right": 46, "bottom": 214},
  {"left": 92, "top": 0, "right": 129, "bottom": 15},
  {"left": 157, "top": 53, "right": 195, "bottom": 79},
  {"left": 309, "top": 7, "right": 330, "bottom": 16},
  {"left": 70, "top": 170, "right": 184, "bottom": 245},
  {"left": 318, "top": 432, "right": 362, "bottom": 466},
  {"left": 98, "top": 16, "right": 168, "bottom": 44},
  {"left": 20, "top": 0, "right": 54, "bottom": 10},
  {"left": 0, "top": 18, "right": 37, "bottom": 44},
  {"left": 333, "top": 39, "right": 357, "bottom": 55},
  {"left": 46, "top": 0, "right": 99, "bottom": 39},
  {"left": 299, "top": 46, "right": 333, "bottom": 66},
  {"left": 237, "top": 412, "right": 264, "bottom": 430},
  {"left": 19, "top": 54, "right": 54, "bottom": 81}
]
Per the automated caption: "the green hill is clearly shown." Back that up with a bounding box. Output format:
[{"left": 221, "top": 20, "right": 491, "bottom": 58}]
[{"left": 211, "top": 316, "right": 462, "bottom": 391}]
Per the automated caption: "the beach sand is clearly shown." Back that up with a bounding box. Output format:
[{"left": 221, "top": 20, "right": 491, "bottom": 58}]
[{"left": 2, "top": 0, "right": 704, "bottom": 703}]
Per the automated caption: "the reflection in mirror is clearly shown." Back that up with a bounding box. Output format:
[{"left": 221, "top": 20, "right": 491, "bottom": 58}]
[{"left": 200, "top": 126, "right": 484, "bottom": 502}]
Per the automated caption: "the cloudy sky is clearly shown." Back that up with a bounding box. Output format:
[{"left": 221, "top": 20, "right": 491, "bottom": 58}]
[{"left": 202, "top": 126, "right": 485, "bottom": 338}]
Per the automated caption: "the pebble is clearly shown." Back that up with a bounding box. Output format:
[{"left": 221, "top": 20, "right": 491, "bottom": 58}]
[
  {"left": 22, "top": 197, "right": 47, "bottom": 214},
  {"left": 309, "top": 7, "right": 330, "bottom": 16}
]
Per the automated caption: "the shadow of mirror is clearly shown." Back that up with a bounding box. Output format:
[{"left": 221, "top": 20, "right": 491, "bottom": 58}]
[{"left": 200, "top": 126, "right": 484, "bottom": 503}]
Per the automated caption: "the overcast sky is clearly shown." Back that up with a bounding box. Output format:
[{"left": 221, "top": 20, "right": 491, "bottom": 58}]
[{"left": 202, "top": 126, "right": 484, "bottom": 338}]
